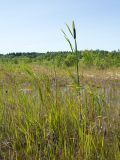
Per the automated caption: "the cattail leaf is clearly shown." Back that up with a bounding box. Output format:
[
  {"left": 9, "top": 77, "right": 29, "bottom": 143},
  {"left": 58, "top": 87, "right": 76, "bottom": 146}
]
[
  {"left": 61, "top": 29, "right": 67, "bottom": 37},
  {"left": 61, "top": 28, "right": 74, "bottom": 52},
  {"left": 64, "top": 36, "right": 74, "bottom": 52},
  {"left": 66, "top": 23, "right": 73, "bottom": 37}
]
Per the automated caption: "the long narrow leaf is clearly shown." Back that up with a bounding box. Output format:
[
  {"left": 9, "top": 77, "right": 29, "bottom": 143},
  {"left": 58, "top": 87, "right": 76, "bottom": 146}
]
[
  {"left": 66, "top": 23, "right": 73, "bottom": 37},
  {"left": 64, "top": 36, "right": 74, "bottom": 52},
  {"left": 61, "top": 28, "right": 74, "bottom": 52},
  {"left": 61, "top": 29, "right": 67, "bottom": 37}
]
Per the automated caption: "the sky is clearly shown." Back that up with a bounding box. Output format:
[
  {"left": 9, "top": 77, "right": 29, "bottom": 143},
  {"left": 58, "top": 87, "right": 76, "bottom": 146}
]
[{"left": 0, "top": 0, "right": 120, "bottom": 54}]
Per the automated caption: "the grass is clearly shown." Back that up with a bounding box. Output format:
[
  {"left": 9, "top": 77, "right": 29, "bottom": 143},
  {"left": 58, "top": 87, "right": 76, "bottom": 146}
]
[{"left": 0, "top": 63, "right": 120, "bottom": 160}]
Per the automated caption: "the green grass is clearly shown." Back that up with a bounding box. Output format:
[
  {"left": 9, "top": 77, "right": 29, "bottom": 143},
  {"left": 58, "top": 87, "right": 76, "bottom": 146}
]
[{"left": 0, "top": 63, "right": 120, "bottom": 160}]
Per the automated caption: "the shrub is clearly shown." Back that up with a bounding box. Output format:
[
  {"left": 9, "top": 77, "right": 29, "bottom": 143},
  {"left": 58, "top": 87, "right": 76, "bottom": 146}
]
[{"left": 64, "top": 54, "right": 77, "bottom": 67}]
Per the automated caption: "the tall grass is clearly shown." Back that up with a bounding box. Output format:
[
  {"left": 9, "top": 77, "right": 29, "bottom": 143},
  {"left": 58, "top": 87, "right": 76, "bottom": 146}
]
[{"left": 0, "top": 64, "right": 119, "bottom": 159}]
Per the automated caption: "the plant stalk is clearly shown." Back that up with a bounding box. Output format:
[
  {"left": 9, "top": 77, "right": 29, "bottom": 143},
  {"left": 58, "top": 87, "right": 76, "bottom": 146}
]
[{"left": 75, "top": 39, "right": 79, "bottom": 85}]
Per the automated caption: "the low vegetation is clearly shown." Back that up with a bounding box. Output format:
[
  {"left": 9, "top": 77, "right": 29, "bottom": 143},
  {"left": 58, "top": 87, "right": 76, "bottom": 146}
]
[{"left": 0, "top": 62, "right": 120, "bottom": 159}]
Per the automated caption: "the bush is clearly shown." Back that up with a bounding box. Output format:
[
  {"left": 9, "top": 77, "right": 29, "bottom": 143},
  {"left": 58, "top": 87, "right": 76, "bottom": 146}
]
[{"left": 64, "top": 54, "right": 77, "bottom": 67}]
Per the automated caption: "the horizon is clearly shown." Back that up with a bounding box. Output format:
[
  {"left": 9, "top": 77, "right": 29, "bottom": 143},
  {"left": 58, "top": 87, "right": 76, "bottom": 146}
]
[
  {"left": 1, "top": 49, "right": 120, "bottom": 55},
  {"left": 0, "top": 0, "right": 120, "bottom": 54}
]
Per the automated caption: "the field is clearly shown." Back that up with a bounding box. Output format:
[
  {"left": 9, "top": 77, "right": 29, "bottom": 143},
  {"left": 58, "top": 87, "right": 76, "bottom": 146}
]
[{"left": 0, "top": 62, "right": 120, "bottom": 160}]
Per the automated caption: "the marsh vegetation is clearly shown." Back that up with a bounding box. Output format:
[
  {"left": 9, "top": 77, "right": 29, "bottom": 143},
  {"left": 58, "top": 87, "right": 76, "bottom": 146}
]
[{"left": 0, "top": 61, "right": 120, "bottom": 159}]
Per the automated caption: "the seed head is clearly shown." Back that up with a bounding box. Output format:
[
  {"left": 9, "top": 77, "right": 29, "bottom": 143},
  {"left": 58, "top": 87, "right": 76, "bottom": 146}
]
[{"left": 72, "top": 21, "right": 76, "bottom": 39}]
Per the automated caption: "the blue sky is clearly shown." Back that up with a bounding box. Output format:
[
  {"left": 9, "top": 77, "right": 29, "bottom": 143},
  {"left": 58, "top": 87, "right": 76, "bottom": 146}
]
[{"left": 0, "top": 0, "right": 120, "bottom": 53}]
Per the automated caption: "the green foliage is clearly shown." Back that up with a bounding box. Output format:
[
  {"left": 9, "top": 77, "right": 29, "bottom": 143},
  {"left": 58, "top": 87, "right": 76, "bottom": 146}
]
[
  {"left": 80, "top": 50, "right": 120, "bottom": 69},
  {"left": 64, "top": 54, "right": 77, "bottom": 66},
  {"left": 0, "top": 50, "right": 120, "bottom": 69},
  {"left": 0, "top": 64, "right": 119, "bottom": 159},
  {"left": 81, "top": 50, "right": 95, "bottom": 67}
]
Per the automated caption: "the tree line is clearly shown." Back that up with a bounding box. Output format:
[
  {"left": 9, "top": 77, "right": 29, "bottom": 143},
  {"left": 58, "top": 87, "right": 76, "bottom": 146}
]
[{"left": 0, "top": 50, "right": 120, "bottom": 69}]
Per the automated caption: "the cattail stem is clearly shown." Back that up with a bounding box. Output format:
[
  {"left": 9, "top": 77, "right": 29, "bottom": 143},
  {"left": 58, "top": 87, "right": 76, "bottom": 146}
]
[{"left": 75, "top": 39, "right": 80, "bottom": 85}]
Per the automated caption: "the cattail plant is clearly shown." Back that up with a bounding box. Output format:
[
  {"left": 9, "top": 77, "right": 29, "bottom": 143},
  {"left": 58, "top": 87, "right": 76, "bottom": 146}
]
[{"left": 61, "top": 21, "right": 80, "bottom": 85}]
